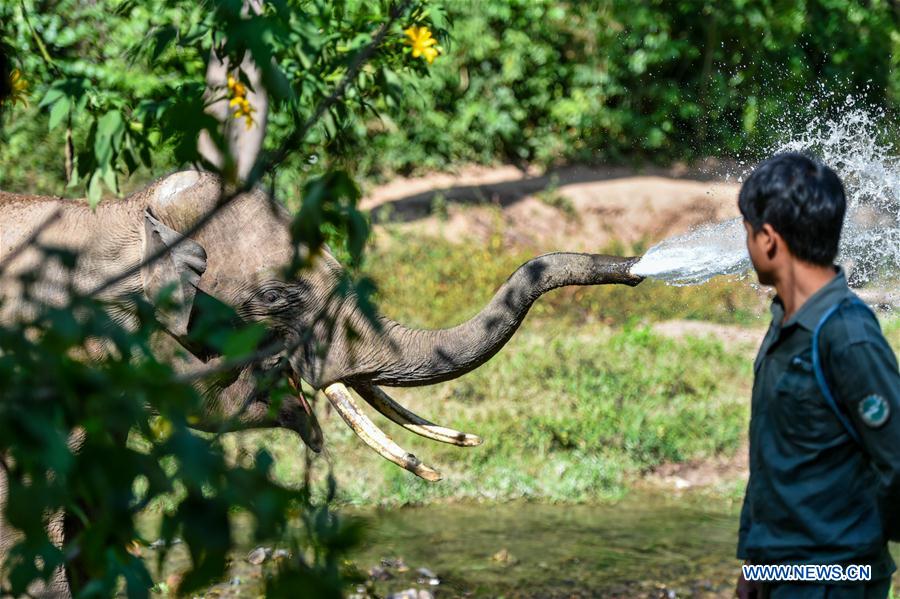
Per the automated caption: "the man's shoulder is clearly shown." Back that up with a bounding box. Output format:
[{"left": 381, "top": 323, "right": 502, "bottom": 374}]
[{"left": 820, "top": 293, "right": 884, "bottom": 350}]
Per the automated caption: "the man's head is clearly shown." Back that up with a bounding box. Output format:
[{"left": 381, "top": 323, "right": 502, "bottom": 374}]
[{"left": 739, "top": 152, "right": 846, "bottom": 285}]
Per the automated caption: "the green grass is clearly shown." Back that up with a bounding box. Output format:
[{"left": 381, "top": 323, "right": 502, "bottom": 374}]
[
  {"left": 886, "top": 317, "right": 900, "bottom": 350},
  {"left": 364, "top": 231, "right": 769, "bottom": 329},
  {"left": 227, "top": 321, "right": 752, "bottom": 506}
]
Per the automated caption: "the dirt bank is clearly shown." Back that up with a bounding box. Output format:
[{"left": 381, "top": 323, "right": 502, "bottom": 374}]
[{"left": 363, "top": 164, "right": 742, "bottom": 253}]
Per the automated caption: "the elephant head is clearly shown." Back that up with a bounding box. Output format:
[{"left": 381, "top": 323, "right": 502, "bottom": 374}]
[{"left": 136, "top": 171, "right": 643, "bottom": 481}]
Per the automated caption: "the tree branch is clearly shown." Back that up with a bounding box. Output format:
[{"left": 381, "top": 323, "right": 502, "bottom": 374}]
[
  {"left": 88, "top": 1, "right": 410, "bottom": 299},
  {"left": 249, "top": 0, "right": 411, "bottom": 183}
]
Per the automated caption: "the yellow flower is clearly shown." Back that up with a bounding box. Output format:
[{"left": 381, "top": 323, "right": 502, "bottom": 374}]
[
  {"left": 227, "top": 74, "right": 247, "bottom": 98},
  {"left": 226, "top": 73, "right": 254, "bottom": 129},
  {"left": 126, "top": 540, "right": 143, "bottom": 558},
  {"left": 5, "top": 69, "right": 29, "bottom": 107},
  {"left": 404, "top": 25, "right": 440, "bottom": 65},
  {"left": 231, "top": 96, "right": 255, "bottom": 130}
]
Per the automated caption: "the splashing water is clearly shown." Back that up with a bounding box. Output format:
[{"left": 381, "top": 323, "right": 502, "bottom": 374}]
[
  {"left": 630, "top": 217, "right": 750, "bottom": 285},
  {"left": 631, "top": 97, "right": 900, "bottom": 290}
]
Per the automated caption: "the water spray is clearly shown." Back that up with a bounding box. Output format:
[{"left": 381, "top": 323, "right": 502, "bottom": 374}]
[{"left": 630, "top": 98, "right": 900, "bottom": 298}]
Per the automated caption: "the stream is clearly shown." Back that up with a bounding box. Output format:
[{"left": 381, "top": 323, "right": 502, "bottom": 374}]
[
  {"left": 136, "top": 490, "right": 898, "bottom": 598},
  {"left": 351, "top": 495, "right": 742, "bottom": 598}
]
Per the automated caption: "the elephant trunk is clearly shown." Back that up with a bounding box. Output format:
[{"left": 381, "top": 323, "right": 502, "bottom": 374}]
[{"left": 356, "top": 253, "right": 642, "bottom": 387}]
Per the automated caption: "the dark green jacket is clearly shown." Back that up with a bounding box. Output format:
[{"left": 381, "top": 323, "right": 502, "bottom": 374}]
[{"left": 737, "top": 268, "right": 900, "bottom": 577}]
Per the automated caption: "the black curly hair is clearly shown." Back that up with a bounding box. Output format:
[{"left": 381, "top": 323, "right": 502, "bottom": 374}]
[{"left": 738, "top": 152, "right": 846, "bottom": 266}]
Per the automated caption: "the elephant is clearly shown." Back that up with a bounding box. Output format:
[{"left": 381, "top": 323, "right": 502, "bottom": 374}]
[
  {"left": 0, "top": 169, "right": 643, "bottom": 478},
  {"left": 0, "top": 170, "right": 642, "bottom": 593}
]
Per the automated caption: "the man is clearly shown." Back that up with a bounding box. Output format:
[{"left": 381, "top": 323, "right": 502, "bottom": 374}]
[{"left": 735, "top": 153, "right": 900, "bottom": 599}]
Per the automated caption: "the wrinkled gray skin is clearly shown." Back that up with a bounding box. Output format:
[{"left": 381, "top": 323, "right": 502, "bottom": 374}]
[
  {"left": 0, "top": 171, "right": 642, "bottom": 596},
  {"left": 0, "top": 170, "right": 642, "bottom": 424}
]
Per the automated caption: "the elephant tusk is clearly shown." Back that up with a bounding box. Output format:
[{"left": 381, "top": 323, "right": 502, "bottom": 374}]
[
  {"left": 354, "top": 384, "right": 482, "bottom": 447},
  {"left": 288, "top": 375, "right": 324, "bottom": 453},
  {"left": 322, "top": 382, "right": 442, "bottom": 482}
]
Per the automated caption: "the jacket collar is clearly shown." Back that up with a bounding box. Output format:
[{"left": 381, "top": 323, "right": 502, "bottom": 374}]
[{"left": 770, "top": 266, "right": 850, "bottom": 332}]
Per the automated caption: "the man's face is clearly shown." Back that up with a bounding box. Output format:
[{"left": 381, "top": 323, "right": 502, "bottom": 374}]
[{"left": 744, "top": 219, "right": 777, "bottom": 286}]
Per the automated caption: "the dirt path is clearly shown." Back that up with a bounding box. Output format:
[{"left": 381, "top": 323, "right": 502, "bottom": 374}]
[
  {"left": 363, "top": 164, "right": 742, "bottom": 253},
  {"left": 644, "top": 443, "right": 749, "bottom": 492},
  {"left": 652, "top": 320, "right": 767, "bottom": 357}
]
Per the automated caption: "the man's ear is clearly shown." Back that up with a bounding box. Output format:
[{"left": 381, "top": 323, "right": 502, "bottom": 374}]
[
  {"left": 142, "top": 209, "right": 208, "bottom": 337},
  {"left": 759, "top": 223, "right": 779, "bottom": 258}
]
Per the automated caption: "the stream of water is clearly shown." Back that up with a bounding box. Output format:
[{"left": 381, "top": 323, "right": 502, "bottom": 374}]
[
  {"left": 140, "top": 495, "right": 900, "bottom": 598},
  {"left": 141, "top": 494, "right": 745, "bottom": 598},
  {"left": 353, "top": 497, "right": 741, "bottom": 597},
  {"left": 631, "top": 98, "right": 900, "bottom": 293},
  {"left": 629, "top": 217, "right": 751, "bottom": 286}
]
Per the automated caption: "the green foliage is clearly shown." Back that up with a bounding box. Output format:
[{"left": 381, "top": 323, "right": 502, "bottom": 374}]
[
  {"left": 1, "top": 0, "right": 204, "bottom": 200},
  {"left": 4, "top": 1, "right": 896, "bottom": 190},
  {"left": 0, "top": 0, "right": 446, "bottom": 200},
  {"left": 361, "top": 0, "right": 899, "bottom": 175},
  {"left": 0, "top": 0, "right": 900, "bottom": 191},
  {"left": 0, "top": 250, "right": 362, "bottom": 597},
  {"left": 0, "top": 0, "right": 450, "bottom": 595}
]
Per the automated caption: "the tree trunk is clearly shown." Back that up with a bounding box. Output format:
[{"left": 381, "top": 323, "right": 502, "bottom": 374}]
[{"left": 196, "top": 0, "right": 267, "bottom": 182}]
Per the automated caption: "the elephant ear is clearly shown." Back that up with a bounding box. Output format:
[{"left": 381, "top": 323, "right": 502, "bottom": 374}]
[{"left": 142, "top": 209, "right": 208, "bottom": 337}]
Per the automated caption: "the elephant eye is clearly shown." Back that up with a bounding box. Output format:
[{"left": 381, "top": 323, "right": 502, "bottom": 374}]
[{"left": 261, "top": 289, "right": 282, "bottom": 304}]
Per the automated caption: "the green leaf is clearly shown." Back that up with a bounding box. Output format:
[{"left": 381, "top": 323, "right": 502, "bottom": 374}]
[
  {"left": 346, "top": 208, "right": 369, "bottom": 265},
  {"left": 47, "top": 97, "right": 70, "bottom": 131},
  {"left": 87, "top": 171, "right": 103, "bottom": 207},
  {"left": 221, "top": 323, "right": 266, "bottom": 359},
  {"left": 321, "top": 110, "right": 337, "bottom": 138},
  {"left": 176, "top": 494, "right": 230, "bottom": 594},
  {"left": 38, "top": 87, "right": 65, "bottom": 109},
  {"left": 95, "top": 110, "right": 125, "bottom": 165},
  {"left": 122, "top": 147, "right": 139, "bottom": 174},
  {"left": 101, "top": 164, "right": 119, "bottom": 195},
  {"left": 151, "top": 25, "right": 178, "bottom": 61}
]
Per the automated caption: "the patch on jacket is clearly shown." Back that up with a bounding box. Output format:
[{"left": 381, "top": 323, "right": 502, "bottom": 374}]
[{"left": 859, "top": 394, "right": 891, "bottom": 428}]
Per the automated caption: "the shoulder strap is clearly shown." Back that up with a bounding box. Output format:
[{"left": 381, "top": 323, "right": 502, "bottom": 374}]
[{"left": 811, "top": 297, "right": 872, "bottom": 446}]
